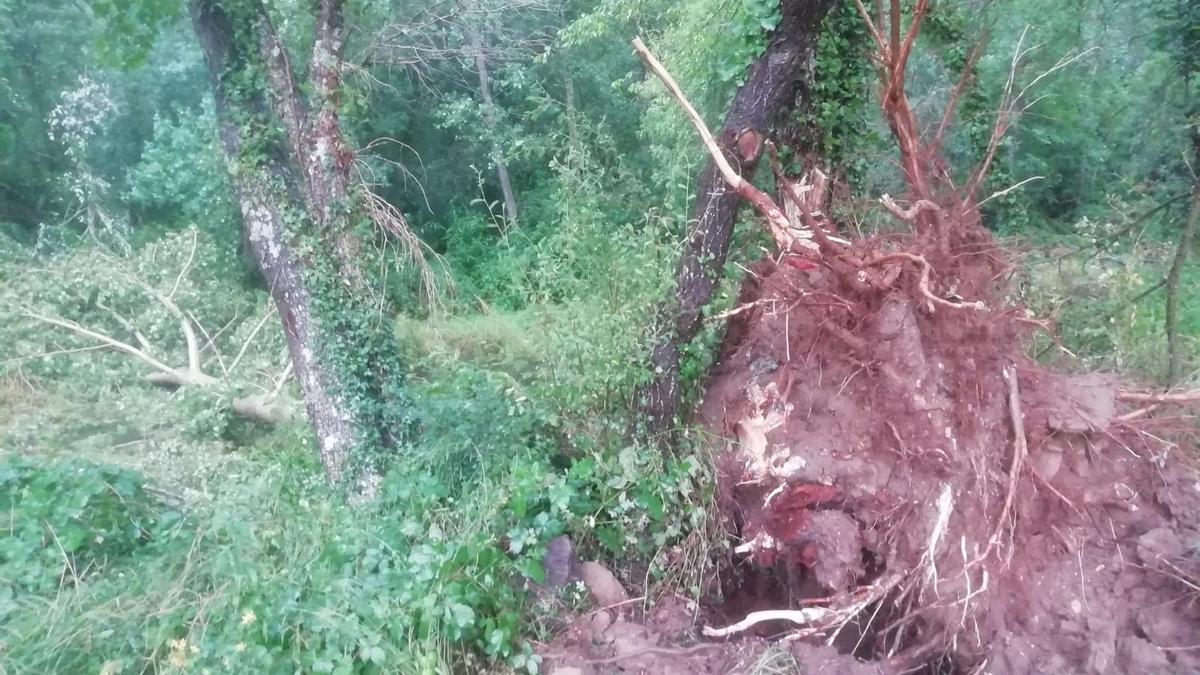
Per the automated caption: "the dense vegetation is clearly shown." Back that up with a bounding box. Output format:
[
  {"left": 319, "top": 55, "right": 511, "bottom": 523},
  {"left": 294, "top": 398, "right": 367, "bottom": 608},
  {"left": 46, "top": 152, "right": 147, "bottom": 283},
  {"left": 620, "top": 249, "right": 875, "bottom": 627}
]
[{"left": 0, "top": 0, "right": 1196, "bottom": 672}]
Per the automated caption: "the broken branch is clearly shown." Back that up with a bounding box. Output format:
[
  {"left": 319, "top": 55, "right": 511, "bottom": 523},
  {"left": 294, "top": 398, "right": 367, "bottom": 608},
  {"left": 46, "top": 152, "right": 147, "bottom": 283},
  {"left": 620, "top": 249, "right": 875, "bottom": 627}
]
[
  {"left": 631, "top": 37, "right": 797, "bottom": 251},
  {"left": 1117, "top": 390, "right": 1200, "bottom": 404},
  {"left": 702, "top": 608, "right": 834, "bottom": 637},
  {"left": 24, "top": 309, "right": 179, "bottom": 378}
]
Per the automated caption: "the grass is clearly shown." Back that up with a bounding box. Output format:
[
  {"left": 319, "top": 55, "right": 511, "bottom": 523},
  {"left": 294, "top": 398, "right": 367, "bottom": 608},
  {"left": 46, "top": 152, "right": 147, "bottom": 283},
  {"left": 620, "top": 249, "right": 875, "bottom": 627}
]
[
  {"left": 1012, "top": 234, "right": 1199, "bottom": 385},
  {"left": 0, "top": 292, "right": 718, "bottom": 674}
]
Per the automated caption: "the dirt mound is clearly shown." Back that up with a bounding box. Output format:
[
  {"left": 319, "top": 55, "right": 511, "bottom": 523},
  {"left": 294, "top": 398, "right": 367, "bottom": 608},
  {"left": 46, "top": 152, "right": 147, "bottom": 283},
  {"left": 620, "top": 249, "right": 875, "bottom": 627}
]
[{"left": 697, "top": 248, "right": 1200, "bottom": 673}]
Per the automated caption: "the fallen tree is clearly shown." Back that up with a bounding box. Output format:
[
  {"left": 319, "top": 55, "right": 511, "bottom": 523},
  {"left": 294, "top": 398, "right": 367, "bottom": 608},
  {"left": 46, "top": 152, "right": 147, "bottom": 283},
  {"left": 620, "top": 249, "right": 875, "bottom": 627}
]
[
  {"left": 610, "top": 2, "right": 1200, "bottom": 672},
  {"left": 22, "top": 232, "right": 295, "bottom": 426}
]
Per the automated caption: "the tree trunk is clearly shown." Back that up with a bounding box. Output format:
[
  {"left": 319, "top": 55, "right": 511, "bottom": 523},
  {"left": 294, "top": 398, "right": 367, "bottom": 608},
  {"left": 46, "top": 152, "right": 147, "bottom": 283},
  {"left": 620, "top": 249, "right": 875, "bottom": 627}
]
[
  {"left": 630, "top": 0, "right": 836, "bottom": 437},
  {"left": 469, "top": 28, "right": 519, "bottom": 224},
  {"left": 189, "top": 0, "right": 411, "bottom": 487},
  {"left": 564, "top": 67, "right": 582, "bottom": 165},
  {"left": 1166, "top": 179, "right": 1199, "bottom": 386}
]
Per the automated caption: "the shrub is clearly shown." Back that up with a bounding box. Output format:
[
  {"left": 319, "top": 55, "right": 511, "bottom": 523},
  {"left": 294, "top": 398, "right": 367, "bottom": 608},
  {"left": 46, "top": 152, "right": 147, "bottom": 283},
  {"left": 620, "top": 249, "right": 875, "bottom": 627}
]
[{"left": 0, "top": 458, "right": 171, "bottom": 596}]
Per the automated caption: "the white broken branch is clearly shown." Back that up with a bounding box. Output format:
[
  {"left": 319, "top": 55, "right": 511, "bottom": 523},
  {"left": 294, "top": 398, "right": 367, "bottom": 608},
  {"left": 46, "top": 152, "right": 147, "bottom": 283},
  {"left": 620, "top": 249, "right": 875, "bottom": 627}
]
[
  {"left": 702, "top": 607, "right": 834, "bottom": 637},
  {"left": 1117, "top": 389, "right": 1200, "bottom": 404},
  {"left": 24, "top": 309, "right": 180, "bottom": 378},
  {"left": 632, "top": 37, "right": 798, "bottom": 252}
]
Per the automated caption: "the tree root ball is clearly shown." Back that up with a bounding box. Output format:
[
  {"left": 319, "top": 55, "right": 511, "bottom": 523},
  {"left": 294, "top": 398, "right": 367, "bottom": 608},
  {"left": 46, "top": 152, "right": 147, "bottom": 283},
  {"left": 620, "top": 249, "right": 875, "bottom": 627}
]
[{"left": 699, "top": 245, "right": 1200, "bottom": 673}]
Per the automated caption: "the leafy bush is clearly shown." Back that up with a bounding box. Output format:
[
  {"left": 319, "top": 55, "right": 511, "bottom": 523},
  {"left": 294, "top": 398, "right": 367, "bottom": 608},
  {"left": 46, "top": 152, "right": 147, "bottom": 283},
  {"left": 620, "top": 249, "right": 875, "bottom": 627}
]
[
  {"left": 125, "top": 103, "right": 236, "bottom": 239},
  {"left": 0, "top": 458, "right": 171, "bottom": 596}
]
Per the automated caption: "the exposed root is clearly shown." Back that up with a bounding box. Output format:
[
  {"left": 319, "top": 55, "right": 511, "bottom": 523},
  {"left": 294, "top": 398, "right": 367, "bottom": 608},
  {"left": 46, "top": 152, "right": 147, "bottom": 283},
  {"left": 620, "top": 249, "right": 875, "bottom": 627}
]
[
  {"left": 880, "top": 194, "right": 944, "bottom": 223},
  {"left": 633, "top": 3, "right": 1200, "bottom": 672},
  {"left": 1117, "top": 389, "right": 1200, "bottom": 404},
  {"left": 703, "top": 608, "right": 834, "bottom": 637},
  {"left": 862, "top": 252, "right": 988, "bottom": 311},
  {"left": 985, "top": 366, "right": 1029, "bottom": 567}
]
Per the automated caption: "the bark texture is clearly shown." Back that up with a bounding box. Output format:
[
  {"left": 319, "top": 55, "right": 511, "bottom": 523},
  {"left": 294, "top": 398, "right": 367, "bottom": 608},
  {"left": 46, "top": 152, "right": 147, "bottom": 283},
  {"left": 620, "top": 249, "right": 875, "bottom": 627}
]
[
  {"left": 631, "top": 0, "right": 837, "bottom": 436},
  {"left": 189, "top": 0, "right": 403, "bottom": 484}
]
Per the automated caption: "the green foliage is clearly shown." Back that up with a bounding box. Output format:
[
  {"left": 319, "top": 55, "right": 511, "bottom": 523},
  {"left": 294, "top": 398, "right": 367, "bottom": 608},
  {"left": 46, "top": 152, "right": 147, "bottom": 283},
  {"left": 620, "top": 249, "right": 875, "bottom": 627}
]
[
  {"left": 806, "top": 0, "right": 874, "bottom": 177},
  {"left": 126, "top": 103, "right": 235, "bottom": 235},
  {"left": 0, "top": 458, "right": 171, "bottom": 596},
  {"left": 3, "top": 1, "right": 1199, "bottom": 674},
  {"left": 91, "top": 0, "right": 181, "bottom": 67},
  {"left": 1016, "top": 227, "right": 1199, "bottom": 382},
  {"left": 0, "top": 318, "right": 715, "bottom": 672}
]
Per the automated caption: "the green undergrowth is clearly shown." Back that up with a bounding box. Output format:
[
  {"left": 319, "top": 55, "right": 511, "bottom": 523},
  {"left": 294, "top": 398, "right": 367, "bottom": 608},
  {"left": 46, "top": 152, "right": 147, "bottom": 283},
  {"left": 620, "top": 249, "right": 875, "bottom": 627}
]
[
  {"left": 1, "top": 421, "right": 715, "bottom": 675},
  {"left": 1013, "top": 234, "right": 1199, "bottom": 385},
  {"left": 1, "top": 295, "right": 719, "bottom": 674}
]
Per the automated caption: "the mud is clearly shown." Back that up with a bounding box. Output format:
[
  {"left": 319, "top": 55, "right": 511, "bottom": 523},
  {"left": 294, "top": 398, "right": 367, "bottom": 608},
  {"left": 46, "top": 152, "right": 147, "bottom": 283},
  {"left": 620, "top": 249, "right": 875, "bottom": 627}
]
[
  {"left": 694, "top": 250, "right": 1200, "bottom": 674},
  {"left": 542, "top": 241, "right": 1198, "bottom": 674}
]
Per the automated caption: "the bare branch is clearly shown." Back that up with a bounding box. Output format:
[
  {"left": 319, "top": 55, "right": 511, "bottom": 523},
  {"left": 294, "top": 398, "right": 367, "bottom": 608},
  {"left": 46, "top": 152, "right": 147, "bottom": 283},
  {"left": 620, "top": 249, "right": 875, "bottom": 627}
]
[
  {"left": 931, "top": 35, "right": 987, "bottom": 154},
  {"left": 96, "top": 301, "right": 153, "bottom": 352},
  {"left": 977, "top": 176, "right": 1044, "bottom": 207},
  {"left": 880, "top": 194, "right": 945, "bottom": 222},
  {"left": 356, "top": 182, "right": 447, "bottom": 309},
  {"left": 853, "top": 0, "right": 887, "bottom": 53},
  {"left": 965, "top": 29, "right": 1098, "bottom": 202},
  {"left": 24, "top": 309, "right": 179, "bottom": 378},
  {"left": 188, "top": 308, "right": 228, "bottom": 376},
  {"left": 229, "top": 305, "right": 277, "bottom": 374},
  {"left": 1117, "top": 390, "right": 1200, "bottom": 404},
  {"left": 179, "top": 318, "right": 210, "bottom": 381},
  {"left": 168, "top": 229, "right": 198, "bottom": 300},
  {"left": 631, "top": 37, "right": 797, "bottom": 251}
]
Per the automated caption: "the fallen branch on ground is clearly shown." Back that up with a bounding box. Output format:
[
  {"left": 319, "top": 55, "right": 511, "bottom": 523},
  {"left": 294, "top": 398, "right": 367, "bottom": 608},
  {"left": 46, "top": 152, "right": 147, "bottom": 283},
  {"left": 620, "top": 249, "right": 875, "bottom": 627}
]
[
  {"left": 1118, "top": 390, "right": 1200, "bottom": 404},
  {"left": 23, "top": 258, "right": 294, "bottom": 424}
]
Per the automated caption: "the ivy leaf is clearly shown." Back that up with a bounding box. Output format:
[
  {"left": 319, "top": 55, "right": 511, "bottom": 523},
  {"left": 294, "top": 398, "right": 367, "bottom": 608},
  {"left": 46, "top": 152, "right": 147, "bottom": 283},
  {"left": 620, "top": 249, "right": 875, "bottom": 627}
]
[
  {"left": 595, "top": 526, "right": 623, "bottom": 554},
  {"left": 448, "top": 602, "right": 475, "bottom": 629}
]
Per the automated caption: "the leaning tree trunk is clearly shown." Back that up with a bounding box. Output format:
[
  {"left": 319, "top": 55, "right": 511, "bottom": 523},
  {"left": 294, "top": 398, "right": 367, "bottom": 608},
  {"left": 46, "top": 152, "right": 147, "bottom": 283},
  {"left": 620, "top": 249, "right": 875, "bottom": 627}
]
[
  {"left": 189, "top": 0, "right": 412, "bottom": 487},
  {"left": 630, "top": 0, "right": 837, "bottom": 436},
  {"left": 1166, "top": 144, "right": 1200, "bottom": 386}
]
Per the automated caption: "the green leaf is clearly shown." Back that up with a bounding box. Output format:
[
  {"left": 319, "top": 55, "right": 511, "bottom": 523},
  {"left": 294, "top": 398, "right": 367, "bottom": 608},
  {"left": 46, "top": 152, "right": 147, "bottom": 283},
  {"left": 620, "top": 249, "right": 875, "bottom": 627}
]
[{"left": 595, "top": 526, "right": 623, "bottom": 554}]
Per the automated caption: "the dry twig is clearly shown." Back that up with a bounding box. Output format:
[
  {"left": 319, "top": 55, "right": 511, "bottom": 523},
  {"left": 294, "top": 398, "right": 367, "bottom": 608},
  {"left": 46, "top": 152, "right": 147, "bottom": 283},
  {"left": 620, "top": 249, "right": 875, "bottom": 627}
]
[{"left": 1118, "top": 390, "right": 1200, "bottom": 404}]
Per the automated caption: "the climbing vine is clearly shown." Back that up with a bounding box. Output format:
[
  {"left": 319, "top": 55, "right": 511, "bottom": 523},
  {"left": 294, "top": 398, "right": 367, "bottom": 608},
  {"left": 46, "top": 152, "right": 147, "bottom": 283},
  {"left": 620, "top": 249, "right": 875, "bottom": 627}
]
[
  {"left": 799, "top": 0, "right": 873, "bottom": 183},
  {"left": 211, "top": 0, "right": 417, "bottom": 484}
]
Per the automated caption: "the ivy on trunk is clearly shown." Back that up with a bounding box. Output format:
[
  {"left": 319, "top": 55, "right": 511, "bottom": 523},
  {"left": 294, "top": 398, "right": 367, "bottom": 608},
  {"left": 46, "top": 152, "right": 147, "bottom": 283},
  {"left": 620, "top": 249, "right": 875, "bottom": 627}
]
[{"left": 188, "top": 0, "right": 414, "bottom": 488}]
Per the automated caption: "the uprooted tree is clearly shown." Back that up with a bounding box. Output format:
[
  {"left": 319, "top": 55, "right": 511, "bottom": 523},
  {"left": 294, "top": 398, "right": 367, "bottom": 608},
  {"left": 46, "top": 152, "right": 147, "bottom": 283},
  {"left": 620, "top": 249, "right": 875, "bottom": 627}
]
[{"left": 629, "top": 0, "right": 1200, "bottom": 671}]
